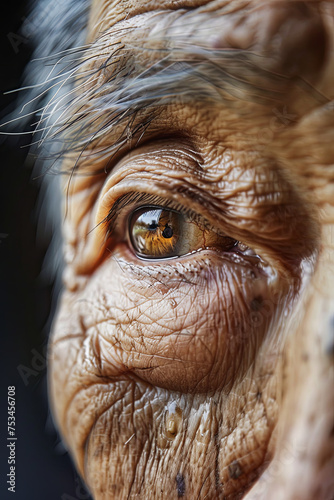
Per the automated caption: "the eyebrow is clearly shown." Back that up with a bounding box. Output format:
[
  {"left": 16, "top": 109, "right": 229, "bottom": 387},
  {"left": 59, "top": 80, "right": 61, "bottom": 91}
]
[{"left": 32, "top": 16, "right": 321, "bottom": 179}]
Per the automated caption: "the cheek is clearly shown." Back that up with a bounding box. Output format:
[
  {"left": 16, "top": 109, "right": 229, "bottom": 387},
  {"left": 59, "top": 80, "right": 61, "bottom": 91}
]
[
  {"left": 49, "top": 247, "right": 286, "bottom": 497},
  {"left": 76, "top": 246, "right": 290, "bottom": 393}
]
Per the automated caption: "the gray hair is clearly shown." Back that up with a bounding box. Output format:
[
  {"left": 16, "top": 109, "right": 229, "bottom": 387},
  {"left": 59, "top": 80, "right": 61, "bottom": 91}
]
[{"left": 5, "top": 0, "right": 90, "bottom": 292}]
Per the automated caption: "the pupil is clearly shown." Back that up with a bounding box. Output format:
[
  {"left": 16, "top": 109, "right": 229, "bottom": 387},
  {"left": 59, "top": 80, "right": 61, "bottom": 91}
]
[
  {"left": 148, "top": 219, "right": 158, "bottom": 230},
  {"left": 162, "top": 225, "right": 173, "bottom": 239}
]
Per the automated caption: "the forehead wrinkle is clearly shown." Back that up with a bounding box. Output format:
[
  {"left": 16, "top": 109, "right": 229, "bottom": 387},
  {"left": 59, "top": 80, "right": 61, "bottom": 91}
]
[{"left": 88, "top": 0, "right": 237, "bottom": 40}]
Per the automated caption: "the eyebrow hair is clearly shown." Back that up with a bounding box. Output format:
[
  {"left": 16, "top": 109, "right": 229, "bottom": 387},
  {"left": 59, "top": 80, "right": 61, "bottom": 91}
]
[
  {"left": 21, "top": 39, "right": 286, "bottom": 175},
  {"left": 11, "top": 0, "right": 327, "bottom": 181},
  {"left": 0, "top": 0, "right": 91, "bottom": 292}
]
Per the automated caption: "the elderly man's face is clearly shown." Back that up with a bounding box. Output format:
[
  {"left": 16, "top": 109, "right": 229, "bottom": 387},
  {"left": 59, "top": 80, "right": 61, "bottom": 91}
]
[{"left": 47, "top": 1, "right": 334, "bottom": 499}]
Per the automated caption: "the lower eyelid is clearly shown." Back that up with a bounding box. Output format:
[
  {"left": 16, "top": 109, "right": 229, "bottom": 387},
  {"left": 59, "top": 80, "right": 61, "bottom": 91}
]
[{"left": 114, "top": 240, "right": 268, "bottom": 278}]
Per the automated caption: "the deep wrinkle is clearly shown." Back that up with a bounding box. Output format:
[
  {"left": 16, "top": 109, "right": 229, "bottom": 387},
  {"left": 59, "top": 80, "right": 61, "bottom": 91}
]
[{"left": 81, "top": 241, "right": 286, "bottom": 391}]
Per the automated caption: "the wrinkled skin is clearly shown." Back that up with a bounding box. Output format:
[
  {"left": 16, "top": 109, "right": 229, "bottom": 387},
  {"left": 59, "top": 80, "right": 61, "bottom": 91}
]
[{"left": 49, "top": 1, "right": 334, "bottom": 499}]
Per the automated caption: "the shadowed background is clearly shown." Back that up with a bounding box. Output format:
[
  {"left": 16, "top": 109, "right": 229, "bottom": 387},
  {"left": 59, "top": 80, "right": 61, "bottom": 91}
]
[{"left": 0, "top": 1, "right": 91, "bottom": 498}]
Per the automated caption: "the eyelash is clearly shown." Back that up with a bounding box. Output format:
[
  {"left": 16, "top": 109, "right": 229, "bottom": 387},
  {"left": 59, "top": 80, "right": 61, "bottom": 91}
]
[
  {"left": 102, "top": 191, "right": 251, "bottom": 263},
  {"left": 104, "top": 191, "right": 204, "bottom": 238}
]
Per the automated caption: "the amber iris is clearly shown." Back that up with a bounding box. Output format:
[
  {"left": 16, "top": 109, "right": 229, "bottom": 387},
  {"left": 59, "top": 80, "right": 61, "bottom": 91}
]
[{"left": 129, "top": 206, "right": 238, "bottom": 259}]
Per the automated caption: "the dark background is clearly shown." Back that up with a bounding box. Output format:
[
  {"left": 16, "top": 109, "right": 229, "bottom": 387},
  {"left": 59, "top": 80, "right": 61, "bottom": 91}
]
[{"left": 0, "top": 2, "right": 91, "bottom": 499}]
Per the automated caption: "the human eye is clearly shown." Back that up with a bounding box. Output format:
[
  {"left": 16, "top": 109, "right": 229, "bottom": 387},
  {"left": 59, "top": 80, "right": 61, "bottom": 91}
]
[
  {"left": 102, "top": 188, "right": 257, "bottom": 266},
  {"left": 128, "top": 205, "right": 238, "bottom": 260}
]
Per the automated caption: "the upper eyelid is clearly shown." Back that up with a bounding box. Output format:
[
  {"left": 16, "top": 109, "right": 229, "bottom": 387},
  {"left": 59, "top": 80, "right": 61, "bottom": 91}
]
[{"left": 103, "top": 191, "right": 210, "bottom": 238}]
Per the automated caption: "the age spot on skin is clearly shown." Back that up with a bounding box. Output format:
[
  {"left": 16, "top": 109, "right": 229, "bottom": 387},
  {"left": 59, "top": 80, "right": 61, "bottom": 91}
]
[
  {"left": 250, "top": 295, "right": 263, "bottom": 311},
  {"left": 176, "top": 472, "right": 186, "bottom": 497},
  {"left": 228, "top": 460, "right": 243, "bottom": 480}
]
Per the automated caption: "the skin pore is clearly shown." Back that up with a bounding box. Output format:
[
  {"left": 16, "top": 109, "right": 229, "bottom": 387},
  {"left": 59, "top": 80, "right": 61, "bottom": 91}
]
[{"left": 45, "top": 1, "right": 334, "bottom": 499}]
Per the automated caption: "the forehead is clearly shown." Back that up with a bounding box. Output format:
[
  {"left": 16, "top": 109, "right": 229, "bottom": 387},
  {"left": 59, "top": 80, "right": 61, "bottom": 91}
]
[
  {"left": 85, "top": 0, "right": 327, "bottom": 102},
  {"left": 88, "top": 0, "right": 216, "bottom": 35},
  {"left": 87, "top": 0, "right": 326, "bottom": 53}
]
